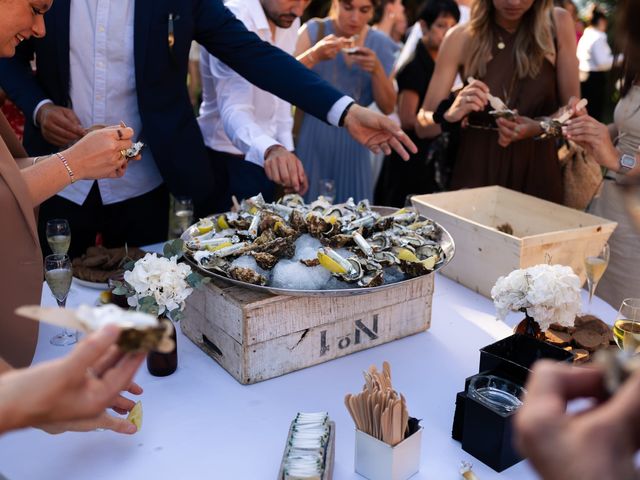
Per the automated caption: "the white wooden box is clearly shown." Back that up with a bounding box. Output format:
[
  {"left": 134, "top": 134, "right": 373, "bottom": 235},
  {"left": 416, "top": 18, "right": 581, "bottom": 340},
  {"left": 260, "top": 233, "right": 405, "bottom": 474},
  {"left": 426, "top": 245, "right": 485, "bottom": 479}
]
[
  {"left": 412, "top": 186, "right": 616, "bottom": 298},
  {"left": 181, "top": 276, "right": 434, "bottom": 384}
]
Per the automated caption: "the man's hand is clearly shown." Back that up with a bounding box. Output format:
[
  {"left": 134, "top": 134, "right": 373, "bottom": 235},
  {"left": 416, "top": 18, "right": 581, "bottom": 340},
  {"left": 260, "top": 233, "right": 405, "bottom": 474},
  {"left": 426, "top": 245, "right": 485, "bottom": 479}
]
[
  {"left": 343, "top": 104, "right": 417, "bottom": 160},
  {"left": 264, "top": 145, "right": 309, "bottom": 195},
  {"left": 515, "top": 360, "right": 640, "bottom": 480},
  {"left": 37, "top": 104, "right": 85, "bottom": 147}
]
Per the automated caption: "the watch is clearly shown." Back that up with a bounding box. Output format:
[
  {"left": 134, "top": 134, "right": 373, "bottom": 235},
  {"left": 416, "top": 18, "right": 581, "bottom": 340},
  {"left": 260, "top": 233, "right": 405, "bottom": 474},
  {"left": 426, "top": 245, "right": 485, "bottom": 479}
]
[{"left": 619, "top": 153, "right": 637, "bottom": 175}]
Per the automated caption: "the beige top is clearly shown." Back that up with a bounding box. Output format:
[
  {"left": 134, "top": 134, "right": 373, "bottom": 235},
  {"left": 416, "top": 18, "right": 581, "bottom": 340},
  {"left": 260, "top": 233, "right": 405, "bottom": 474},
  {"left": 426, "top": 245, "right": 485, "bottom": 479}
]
[
  {"left": 589, "top": 86, "right": 640, "bottom": 308},
  {"left": 0, "top": 112, "right": 42, "bottom": 368}
]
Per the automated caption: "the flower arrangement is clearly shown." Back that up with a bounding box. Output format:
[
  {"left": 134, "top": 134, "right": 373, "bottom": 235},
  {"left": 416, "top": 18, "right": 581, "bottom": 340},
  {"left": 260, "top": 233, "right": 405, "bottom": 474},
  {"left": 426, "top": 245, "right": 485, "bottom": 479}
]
[
  {"left": 113, "top": 240, "right": 208, "bottom": 320},
  {"left": 490, "top": 264, "right": 582, "bottom": 332}
]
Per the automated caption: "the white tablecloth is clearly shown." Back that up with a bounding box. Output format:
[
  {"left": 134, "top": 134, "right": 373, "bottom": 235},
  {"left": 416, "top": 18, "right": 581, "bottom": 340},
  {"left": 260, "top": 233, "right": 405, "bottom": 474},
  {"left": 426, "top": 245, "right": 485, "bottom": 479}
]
[{"left": 0, "top": 272, "right": 616, "bottom": 480}]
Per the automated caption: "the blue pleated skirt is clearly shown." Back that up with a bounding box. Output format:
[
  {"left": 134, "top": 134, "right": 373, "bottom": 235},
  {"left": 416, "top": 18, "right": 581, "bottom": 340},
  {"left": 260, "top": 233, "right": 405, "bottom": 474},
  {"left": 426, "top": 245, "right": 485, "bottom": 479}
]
[{"left": 296, "top": 114, "right": 373, "bottom": 204}]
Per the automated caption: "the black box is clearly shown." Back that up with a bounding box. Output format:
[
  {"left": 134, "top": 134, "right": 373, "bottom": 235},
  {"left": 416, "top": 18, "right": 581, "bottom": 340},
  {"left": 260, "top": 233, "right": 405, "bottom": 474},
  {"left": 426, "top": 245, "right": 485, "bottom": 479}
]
[
  {"left": 452, "top": 334, "right": 575, "bottom": 472},
  {"left": 461, "top": 373, "right": 521, "bottom": 472},
  {"left": 479, "top": 334, "right": 574, "bottom": 385}
]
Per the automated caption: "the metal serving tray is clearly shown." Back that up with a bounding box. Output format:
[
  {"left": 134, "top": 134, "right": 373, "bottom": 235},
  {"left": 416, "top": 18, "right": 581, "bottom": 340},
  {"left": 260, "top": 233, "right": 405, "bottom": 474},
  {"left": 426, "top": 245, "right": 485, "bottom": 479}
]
[{"left": 181, "top": 206, "right": 455, "bottom": 297}]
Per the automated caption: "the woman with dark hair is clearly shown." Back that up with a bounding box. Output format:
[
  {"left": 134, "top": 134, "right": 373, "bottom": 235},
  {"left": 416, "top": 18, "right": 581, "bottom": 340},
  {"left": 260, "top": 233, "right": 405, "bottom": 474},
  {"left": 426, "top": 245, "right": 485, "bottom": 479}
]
[
  {"left": 565, "top": 0, "right": 640, "bottom": 308},
  {"left": 296, "top": 0, "right": 399, "bottom": 202},
  {"left": 375, "top": 0, "right": 460, "bottom": 207},
  {"left": 415, "top": 0, "right": 580, "bottom": 204}
]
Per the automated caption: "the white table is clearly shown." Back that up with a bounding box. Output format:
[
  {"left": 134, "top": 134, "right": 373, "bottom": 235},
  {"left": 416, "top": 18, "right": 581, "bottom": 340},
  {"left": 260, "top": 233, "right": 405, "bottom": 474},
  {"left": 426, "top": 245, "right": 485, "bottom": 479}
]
[{"left": 0, "top": 273, "right": 616, "bottom": 480}]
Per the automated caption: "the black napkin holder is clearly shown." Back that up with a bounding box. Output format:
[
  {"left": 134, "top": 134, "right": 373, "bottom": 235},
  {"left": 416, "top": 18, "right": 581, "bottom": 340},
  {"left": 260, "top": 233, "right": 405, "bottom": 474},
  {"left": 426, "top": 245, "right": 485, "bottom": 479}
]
[{"left": 452, "top": 334, "right": 574, "bottom": 472}]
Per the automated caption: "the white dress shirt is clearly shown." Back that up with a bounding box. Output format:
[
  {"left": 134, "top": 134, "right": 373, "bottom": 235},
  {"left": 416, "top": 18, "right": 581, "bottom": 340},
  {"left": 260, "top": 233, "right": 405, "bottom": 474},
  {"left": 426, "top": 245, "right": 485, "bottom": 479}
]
[
  {"left": 43, "top": 0, "right": 163, "bottom": 206},
  {"left": 197, "top": 0, "right": 300, "bottom": 166},
  {"left": 577, "top": 26, "right": 615, "bottom": 73}
]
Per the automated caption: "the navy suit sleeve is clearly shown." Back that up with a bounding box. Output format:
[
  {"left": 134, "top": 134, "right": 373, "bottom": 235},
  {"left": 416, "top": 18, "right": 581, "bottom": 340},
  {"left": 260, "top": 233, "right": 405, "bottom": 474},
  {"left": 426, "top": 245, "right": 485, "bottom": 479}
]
[
  {"left": 0, "top": 41, "right": 49, "bottom": 122},
  {"left": 193, "top": 0, "right": 344, "bottom": 122}
]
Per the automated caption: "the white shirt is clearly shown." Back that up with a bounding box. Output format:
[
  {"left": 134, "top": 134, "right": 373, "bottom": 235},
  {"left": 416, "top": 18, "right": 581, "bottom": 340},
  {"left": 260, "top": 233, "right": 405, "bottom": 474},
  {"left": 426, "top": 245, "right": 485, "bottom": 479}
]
[
  {"left": 42, "top": 0, "right": 163, "bottom": 206},
  {"left": 197, "top": 0, "right": 299, "bottom": 166},
  {"left": 577, "top": 26, "right": 615, "bottom": 73}
]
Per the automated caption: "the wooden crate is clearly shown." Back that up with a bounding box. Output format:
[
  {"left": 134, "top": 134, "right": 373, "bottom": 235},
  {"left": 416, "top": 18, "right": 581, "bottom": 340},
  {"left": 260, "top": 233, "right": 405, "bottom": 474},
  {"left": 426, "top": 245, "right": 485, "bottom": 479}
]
[
  {"left": 412, "top": 186, "right": 617, "bottom": 298},
  {"left": 181, "top": 275, "right": 434, "bottom": 384}
]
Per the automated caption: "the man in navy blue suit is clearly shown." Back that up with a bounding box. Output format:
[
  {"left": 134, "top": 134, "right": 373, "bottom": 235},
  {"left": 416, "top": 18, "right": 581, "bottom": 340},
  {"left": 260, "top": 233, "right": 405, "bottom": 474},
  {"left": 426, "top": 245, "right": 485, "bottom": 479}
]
[{"left": 0, "top": 0, "right": 414, "bottom": 258}]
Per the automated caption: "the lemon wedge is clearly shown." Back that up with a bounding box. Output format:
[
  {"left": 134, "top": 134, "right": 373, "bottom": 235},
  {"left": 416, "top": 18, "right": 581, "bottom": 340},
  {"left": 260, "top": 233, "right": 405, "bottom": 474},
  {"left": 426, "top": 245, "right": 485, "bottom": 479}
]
[
  {"left": 318, "top": 251, "right": 347, "bottom": 274},
  {"left": 99, "top": 291, "right": 111, "bottom": 305},
  {"left": 127, "top": 401, "right": 143, "bottom": 431},
  {"left": 421, "top": 255, "right": 437, "bottom": 271},
  {"left": 205, "top": 241, "right": 232, "bottom": 252},
  {"left": 196, "top": 218, "right": 214, "bottom": 235},
  {"left": 325, "top": 215, "right": 338, "bottom": 225},
  {"left": 249, "top": 206, "right": 258, "bottom": 215},
  {"left": 396, "top": 248, "right": 419, "bottom": 263},
  {"left": 217, "top": 215, "right": 230, "bottom": 230}
]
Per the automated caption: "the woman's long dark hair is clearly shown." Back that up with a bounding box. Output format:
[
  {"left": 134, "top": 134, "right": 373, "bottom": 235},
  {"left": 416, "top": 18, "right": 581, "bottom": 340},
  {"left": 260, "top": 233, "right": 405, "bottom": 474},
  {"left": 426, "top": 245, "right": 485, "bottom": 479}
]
[{"left": 618, "top": 0, "right": 640, "bottom": 97}]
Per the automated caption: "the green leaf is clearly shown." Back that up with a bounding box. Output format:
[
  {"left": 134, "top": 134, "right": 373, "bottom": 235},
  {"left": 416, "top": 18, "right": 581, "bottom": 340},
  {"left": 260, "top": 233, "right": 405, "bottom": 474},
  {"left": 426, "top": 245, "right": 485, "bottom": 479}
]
[
  {"left": 169, "top": 308, "right": 183, "bottom": 322},
  {"left": 186, "top": 272, "right": 208, "bottom": 289},
  {"left": 137, "top": 296, "right": 160, "bottom": 317},
  {"left": 163, "top": 239, "right": 185, "bottom": 260}
]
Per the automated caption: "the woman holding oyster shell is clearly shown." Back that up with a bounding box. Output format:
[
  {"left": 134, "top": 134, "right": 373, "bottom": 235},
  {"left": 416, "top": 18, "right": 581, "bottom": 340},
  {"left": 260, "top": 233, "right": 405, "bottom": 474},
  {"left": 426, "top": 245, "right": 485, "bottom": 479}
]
[
  {"left": 0, "top": 0, "right": 140, "bottom": 369},
  {"left": 295, "top": 0, "right": 399, "bottom": 203},
  {"left": 563, "top": 0, "right": 640, "bottom": 308},
  {"left": 416, "top": 0, "right": 581, "bottom": 203}
]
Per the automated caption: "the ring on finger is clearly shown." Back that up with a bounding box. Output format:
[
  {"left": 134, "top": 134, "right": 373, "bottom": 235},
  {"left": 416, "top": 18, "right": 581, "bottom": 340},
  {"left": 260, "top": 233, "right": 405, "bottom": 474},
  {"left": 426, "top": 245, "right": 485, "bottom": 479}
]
[{"left": 120, "top": 149, "right": 127, "bottom": 159}]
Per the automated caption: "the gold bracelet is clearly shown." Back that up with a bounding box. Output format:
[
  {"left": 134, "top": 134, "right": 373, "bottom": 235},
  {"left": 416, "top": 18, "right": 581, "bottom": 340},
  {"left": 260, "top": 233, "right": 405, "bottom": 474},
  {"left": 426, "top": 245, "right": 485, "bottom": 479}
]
[{"left": 55, "top": 152, "right": 75, "bottom": 184}]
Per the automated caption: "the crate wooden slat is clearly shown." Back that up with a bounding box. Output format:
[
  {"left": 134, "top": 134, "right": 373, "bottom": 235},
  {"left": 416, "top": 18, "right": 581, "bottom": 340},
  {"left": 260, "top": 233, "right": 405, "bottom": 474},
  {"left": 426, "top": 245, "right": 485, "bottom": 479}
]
[
  {"left": 412, "top": 186, "right": 617, "bottom": 298},
  {"left": 181, "top": 275, "right": 434, "bottom": 384}
]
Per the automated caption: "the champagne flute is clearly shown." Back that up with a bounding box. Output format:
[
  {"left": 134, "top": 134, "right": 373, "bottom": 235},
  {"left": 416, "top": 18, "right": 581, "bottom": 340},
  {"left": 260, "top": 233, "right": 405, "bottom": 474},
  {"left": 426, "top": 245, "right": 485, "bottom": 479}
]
[
  {"left": 44, "top": 254, "right": 76, "bottom": 346},
  {"left": 613, "top": 298, "right": 640, "bottom": 352},
  {"left": 584, "top": 243, "right": 610, "bottom": 305},
  {"left": 46, "top": 218, "right": 71, "bottom": 255},
  {"left": 171, "top": 196, "right": 194, "bottom": 238}
]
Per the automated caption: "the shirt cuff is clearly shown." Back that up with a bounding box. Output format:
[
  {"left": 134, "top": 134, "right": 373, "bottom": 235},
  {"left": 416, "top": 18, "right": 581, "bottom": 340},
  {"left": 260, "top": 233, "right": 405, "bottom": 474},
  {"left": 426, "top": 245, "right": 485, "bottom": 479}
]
[
  {"left": 327, "top": 96, "right": 355, "bottom": 127},
  {"left": 247, "top": 134, "right": 282, "bottom": 167},
  {"left": 33, "top": 99, "right": 54, "bottom": 126}
]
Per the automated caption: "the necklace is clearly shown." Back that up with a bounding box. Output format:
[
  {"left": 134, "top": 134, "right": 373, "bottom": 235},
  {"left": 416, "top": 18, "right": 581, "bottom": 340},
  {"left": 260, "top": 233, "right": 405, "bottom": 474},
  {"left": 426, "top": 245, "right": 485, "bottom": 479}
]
[{"left": 497, "top": 33, "right": 505, "bottom": 50}]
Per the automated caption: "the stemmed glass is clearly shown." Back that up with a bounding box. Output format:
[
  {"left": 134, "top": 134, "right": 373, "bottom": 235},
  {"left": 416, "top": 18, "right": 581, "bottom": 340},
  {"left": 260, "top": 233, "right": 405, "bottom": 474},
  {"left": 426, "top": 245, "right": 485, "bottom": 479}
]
[
  {"left": 44, "top": 254, "right": 76, "bottom": 346},
  {"left": 613, "top": 298, "right": 640, "bottom": 353},
  {"left": 46, "top": 219, "right": 71, "bottom": 255},
  {"left": 584, "top": 243, "right": 610, "bottom": 305},
  {"left": 171, "top": 196, "right": 194, "bottom": 238},
  {"left": 318, "top": 179, "right": 335, "bottom": 204}
]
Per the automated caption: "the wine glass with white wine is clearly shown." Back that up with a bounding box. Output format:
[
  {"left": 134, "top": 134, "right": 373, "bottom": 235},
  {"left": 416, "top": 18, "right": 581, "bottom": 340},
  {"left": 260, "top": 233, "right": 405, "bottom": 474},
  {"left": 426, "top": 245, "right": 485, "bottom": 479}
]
[
  {"left": 44, "top": 254, "right": 76, "bottom": 346},
  {"left": 46, "top": 218, "right": 71, "bottom": 255},
  {"left": 613, "top": 298, "right": 640, "bottom": 353},
  {"left": 584, "top": 243, "right": 610, "bottom": 305}
]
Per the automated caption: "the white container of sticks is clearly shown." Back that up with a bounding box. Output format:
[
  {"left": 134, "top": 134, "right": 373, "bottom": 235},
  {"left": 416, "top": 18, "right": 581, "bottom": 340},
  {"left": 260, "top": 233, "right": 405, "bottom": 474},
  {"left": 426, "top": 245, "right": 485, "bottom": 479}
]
[
  {"left": 345, "top": 362, "right": 422, "bottom": 480},
  {"left": 355, "top": 427, "right": 423, "bottom": 480}
]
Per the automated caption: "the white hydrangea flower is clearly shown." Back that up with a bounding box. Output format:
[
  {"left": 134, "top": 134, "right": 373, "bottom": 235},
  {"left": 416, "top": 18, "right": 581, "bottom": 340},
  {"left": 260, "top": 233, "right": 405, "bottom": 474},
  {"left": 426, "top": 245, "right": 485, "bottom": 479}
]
[
  {"left": 123, "top": 253, "right": 194, "bottom": 315},
  {"left": 491, "top": 264, "right": 581, "bottom": 331}
]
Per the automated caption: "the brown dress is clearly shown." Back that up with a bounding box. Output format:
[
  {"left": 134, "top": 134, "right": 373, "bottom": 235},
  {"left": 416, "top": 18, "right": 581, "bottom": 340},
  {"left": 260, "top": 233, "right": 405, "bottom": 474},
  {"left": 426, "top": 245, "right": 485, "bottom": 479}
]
[
  {"left": 451, "top": 26, "right": 563, "bottom": 203},
  {"left": 0, "top": 112, "right": 41, "bottom": 368}
]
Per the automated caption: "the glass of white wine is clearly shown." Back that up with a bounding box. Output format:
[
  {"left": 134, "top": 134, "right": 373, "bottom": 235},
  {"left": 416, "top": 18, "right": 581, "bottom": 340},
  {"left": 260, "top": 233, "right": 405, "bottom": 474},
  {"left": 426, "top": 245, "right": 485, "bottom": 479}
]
[
  {"left": 584, "top": 243, "right": 610, "bottom": 305},
  {"left": 613, "top": 298, "right": 640, "bottom": 352},
  {"left": 44, "top": 254, "right": 76, "bottom": 346},
  {"left": 46, "top": 218, "right": 71, "bottom": 255},
  {"left": 171, "top": 196, "right": 194, "bottom": 238}
]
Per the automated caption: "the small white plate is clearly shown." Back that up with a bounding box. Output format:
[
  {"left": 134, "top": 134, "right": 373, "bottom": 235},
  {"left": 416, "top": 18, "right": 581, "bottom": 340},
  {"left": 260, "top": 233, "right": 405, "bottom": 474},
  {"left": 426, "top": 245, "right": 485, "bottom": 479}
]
[{"left": 73, "top": 277, "right": 109, "bottom": 290}]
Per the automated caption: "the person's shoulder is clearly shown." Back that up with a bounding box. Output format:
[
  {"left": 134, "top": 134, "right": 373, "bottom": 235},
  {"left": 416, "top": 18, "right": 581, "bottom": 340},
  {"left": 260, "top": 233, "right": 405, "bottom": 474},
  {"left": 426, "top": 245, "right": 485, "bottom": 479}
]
[
  {"left": 447, "top": 23, "right": 471, "bottom": 43},
  {"left": 368, "top": 29, "right": 400, "bottom": 52},
  {"left": 223, "top": 0, "right": 253, "bottom": 24},
  {"left": 552, "top": 5, "right": 575, "bottom": 33}
]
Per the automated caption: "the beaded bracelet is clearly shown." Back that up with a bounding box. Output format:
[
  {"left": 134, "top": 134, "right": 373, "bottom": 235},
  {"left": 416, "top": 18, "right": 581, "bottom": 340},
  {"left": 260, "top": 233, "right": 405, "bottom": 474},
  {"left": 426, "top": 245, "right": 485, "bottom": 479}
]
[{"left": 55, "top": 152, "right": 76, "bottom": 184}]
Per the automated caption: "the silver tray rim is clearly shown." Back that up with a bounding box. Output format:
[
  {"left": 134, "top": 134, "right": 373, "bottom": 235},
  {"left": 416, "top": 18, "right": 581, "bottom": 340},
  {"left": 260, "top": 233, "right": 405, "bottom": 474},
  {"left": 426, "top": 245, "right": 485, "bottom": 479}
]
[{"left": 181, "top": 206, "right": 455, "bottom": 297}]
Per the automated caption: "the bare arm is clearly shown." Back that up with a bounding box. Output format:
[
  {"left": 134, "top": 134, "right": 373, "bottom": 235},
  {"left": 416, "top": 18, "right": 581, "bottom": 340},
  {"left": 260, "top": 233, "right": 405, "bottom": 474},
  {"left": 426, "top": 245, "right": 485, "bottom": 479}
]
[
  {"left": 415, "top": 26, "right": 467, "bottom": 138},
  {"left": 20, "top": 127, "right": 136, "bottom": 206},
  {"left": 554, "top": 7, "right": 580, "bottom": 106},
  {"left": 369, "top": 57, "right": 396, "bottom": 115},
  {"left": 397, "top": 91, "right": 420, "bottom": 131}
]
